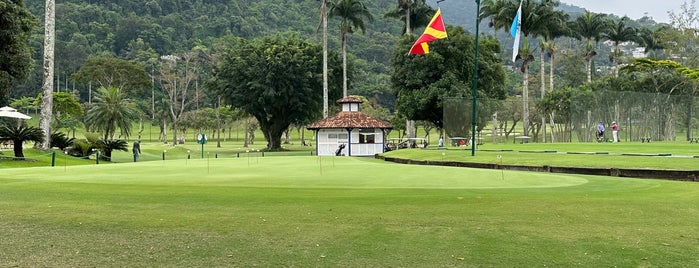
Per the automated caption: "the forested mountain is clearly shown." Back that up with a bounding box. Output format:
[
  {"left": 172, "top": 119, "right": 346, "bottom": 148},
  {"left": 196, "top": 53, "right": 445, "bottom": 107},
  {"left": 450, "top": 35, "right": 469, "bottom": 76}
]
[
  {"left": 14, "top": 0, "right": 663, "bottom": 111},
  {"left": 17, "top": 0, "right": 412, "bottom": 110}
]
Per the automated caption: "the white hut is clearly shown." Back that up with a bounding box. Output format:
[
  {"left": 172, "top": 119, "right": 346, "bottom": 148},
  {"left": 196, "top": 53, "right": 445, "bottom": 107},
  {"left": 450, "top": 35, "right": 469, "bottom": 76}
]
[{"left": 307, "top": 97, "right": 393, "bottom": 156}]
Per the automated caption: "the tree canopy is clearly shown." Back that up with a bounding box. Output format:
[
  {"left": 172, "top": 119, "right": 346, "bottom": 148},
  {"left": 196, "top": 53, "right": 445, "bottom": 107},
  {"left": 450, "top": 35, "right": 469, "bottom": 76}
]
[
  {"left": 391, "top": 25, "right": 506, "bottom": 129},
  {"left": 211, "top": 33, "right": 342, "bottom": 150},
  {"left": 0, "top": 0, "right": 37, "bottom": 105}
]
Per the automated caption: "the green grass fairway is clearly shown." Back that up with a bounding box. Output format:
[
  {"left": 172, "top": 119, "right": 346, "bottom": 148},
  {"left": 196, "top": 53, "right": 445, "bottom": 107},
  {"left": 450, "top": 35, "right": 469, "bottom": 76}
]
[{"left": 2, "top": 157, "right": 699, "bottom": 266}]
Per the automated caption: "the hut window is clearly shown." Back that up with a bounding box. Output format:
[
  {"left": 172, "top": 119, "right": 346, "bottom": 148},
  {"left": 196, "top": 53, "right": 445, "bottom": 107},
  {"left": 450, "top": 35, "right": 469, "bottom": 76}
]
[{"left": 359, "top": 129, "right": 375, "bottom": 143}]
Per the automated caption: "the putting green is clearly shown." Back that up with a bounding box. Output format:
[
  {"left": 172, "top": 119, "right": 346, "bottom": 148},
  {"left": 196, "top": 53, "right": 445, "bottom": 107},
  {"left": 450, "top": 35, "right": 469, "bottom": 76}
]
[{"left": 3, "top": 156, "right": 589, "bottom": 189}]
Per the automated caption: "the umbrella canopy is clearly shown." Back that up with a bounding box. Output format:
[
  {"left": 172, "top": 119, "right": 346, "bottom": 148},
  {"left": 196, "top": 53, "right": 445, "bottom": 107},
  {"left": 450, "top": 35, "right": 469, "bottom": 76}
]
[{"left": 0, "top": 106, "right": 32, "bottom": 119}]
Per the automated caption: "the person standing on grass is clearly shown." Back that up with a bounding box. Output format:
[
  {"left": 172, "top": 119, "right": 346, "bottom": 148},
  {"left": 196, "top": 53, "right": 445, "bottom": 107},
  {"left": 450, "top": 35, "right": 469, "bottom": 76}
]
[
  {"left": 132, "top": 140, "right": 141, "bottom": 162},
  {"left": 611, "top": 121, "right": 619, "bottom": 142}
]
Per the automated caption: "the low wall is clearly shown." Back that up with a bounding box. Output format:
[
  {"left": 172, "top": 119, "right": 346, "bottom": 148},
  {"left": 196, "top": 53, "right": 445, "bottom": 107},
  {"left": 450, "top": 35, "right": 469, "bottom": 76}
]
[{"left": 376, "top": 156, "right": 699, "bottom": 182}]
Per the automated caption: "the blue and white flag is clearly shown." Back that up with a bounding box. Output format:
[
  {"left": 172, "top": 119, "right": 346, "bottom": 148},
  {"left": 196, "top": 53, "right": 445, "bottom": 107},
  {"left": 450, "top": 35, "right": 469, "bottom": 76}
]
[{"left": 510, "top": 0, "right": 522, "bottom": 62}]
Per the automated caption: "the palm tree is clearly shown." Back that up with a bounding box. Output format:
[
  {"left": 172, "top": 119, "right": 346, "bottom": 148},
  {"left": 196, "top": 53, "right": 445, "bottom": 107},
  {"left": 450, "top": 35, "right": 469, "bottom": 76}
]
[
  {"left": 602, "top": 16, "right": 637, "bottom": 76},
  {"left": 97, "top": 139, "right": 128, "bottom": 161},
  {"left": 479, "top": 0, "right": 509, "bottom": 35},
  {"left": 385, "top": 0, "right": 432, "bottom": 35},
  {"left": 538, "top": 9, "right": 569, "bottom": 142},
  {"left": 569, "top": 11, "right": 609, "bottom": 83},
  {"left": 318, "top": 0, "right": 329, "bottom": 118},
  {"left": 0, "top": 124, "right": 44, "bottom": 159},
  {"left": 328, "top": 0, "right": 374, "bottom": 97},
  {"left": 505, "top": 0, "right": 558, "bottom": 136},
  {"left": 638, "top": 26, "right": 667, "bottom": 60},
  {"left": 85, "top": 86, "right": 139, "bottom": 141},
  {"left": 38, "top": 0, "right": 56, "bottom": 150}
]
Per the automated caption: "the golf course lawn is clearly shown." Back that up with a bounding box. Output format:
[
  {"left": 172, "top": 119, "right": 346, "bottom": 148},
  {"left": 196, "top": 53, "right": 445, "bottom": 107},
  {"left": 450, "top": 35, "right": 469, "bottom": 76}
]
[{"left": 1, "top": 156, "right": 698, "bottom": 267}]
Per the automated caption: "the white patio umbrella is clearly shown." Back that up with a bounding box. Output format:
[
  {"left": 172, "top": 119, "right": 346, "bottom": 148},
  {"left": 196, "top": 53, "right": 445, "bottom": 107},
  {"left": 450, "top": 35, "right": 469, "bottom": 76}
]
[{"left": 0, "top": 106, "right": 31, "bottom": 120}]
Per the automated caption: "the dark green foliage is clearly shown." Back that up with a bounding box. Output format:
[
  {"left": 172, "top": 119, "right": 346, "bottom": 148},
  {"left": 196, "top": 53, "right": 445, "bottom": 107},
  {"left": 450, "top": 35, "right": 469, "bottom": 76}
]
[
  {"left": 391, "top": 25, "right": 506, "bottom": 128},
  {"left": 69, "top": 139, "right": 95, "bottom": 158},
  {"left": 85, "top": 87, "right": 140, "bottom": 140},
  {"left": 97, "top": 139, "right": 128, "bottom": 161},
  {"left": 212, "top": 33, "right": 341, "bottom": 150},
  {"left": 50, "top": 132, "right": 75, "bottom": 151},
  {"left": 0, "top": 0, "right": 37, "bottom": 105},
  {"left": 0, "top": 124, "right": 44, "bottom": 158}
]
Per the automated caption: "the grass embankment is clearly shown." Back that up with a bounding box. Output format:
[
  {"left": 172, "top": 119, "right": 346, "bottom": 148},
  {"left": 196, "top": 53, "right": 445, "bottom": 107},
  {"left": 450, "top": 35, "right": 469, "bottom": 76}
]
[
  {"left": 384, "top": 142, "right": 699, "bottom": 170},
  {"left": 1, "top": 156, "right": 698, "bottom": 267}
]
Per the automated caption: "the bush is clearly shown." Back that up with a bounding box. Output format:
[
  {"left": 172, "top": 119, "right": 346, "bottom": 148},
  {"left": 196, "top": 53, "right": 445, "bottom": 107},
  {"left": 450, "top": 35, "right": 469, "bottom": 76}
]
[{"left": 51, "top": 132, "right": 74, "bottom": 151}]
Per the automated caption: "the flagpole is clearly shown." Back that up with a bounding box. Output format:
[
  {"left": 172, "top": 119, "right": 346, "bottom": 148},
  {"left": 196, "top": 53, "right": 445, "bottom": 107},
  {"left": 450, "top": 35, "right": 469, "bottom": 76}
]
[{"left": 470, "top": 0, "right": 481, "bottom": 156}]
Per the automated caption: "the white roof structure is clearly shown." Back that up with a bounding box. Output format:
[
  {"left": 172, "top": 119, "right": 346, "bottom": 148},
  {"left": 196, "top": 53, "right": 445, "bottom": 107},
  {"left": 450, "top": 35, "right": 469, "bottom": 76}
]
[{"left": 0, "top": 106, "right": 32, "bottom": 119}]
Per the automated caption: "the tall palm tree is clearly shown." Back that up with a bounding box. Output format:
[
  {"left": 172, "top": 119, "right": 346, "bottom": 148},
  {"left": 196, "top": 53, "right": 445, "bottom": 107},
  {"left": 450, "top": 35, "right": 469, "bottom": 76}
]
[
  {"left": 328, "top": 0, "right": 374, "bottom": 97},
  {"left": 0, "top": 124, "right": 44, "bottom": 159},
  {"left": 318, "top": 0, "right": 329, "bottom": 118},
  {"left": 504, "top": 0, "right": 558, "bottom": 136},
  {"left": 38, "top": 0, "right": 56, "bottom": 150},
  {"left": 569, "top": 11, "right": 609, "bottom": 83},
  {"left": 537, "top": 9, "right": 568, "bottom": 142},
  {"left": 85, "top": 86, "right": 139, "bottom": 141},
  {"left": 602, "top": 16, "right": 637, "bottom": 76}
]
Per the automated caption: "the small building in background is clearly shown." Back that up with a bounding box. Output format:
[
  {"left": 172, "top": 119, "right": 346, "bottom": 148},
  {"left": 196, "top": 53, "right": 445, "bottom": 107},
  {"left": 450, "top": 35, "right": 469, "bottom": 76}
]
[{"left": 307, "top": 97, "right": 393, "bottom": 156}]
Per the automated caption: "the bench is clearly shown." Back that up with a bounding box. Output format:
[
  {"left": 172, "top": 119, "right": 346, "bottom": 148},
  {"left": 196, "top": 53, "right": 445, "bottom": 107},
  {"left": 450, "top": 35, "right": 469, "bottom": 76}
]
[
  {"left": 641, "top": 137, "right": 652, "bottom": 143},
  {"left": 514, "top": 136, "right": 530, "bottom": 144},
  {"left": 689, "top": 137, "right": 699, "bottom": 144}
]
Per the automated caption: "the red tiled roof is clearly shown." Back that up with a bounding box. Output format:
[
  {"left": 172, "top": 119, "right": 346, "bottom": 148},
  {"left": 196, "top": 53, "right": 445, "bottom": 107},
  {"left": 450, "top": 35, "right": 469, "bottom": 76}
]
[
  {"left": 307, "top": 111, "right": 393, "bottom": 130},
  {"left": 336, "top": 96, "right": 362, "bottom": 104}
]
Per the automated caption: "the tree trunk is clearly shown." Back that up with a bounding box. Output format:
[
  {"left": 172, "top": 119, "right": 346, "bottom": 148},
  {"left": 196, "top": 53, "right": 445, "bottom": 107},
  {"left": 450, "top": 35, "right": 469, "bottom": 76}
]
[
  {"left": 405, "top": 7, "right": 411, "bottom": 35},
  {"left": 321, "top": 0, "right": 329, "bottom": 118},
  {"left": 13, "top": 139, "right": 24, "bottom": 158},
  {"left": 244, "top": 117, "right": 249, "bottom": 147},
  {"left": 549, "top": 53, "right": 556, "bottom": 142},
  {"left": 341, "top": 33, "right": 348, "bottom": 97},
  {"left": 259, "top": 119, "right": 288, "bottom": 151},
  {"left": 540, "top": 51, "right": 546, "bottom": 142},
  {"left": 522, "top": 65, "right": 530, "bottom": 136},
  {"left": 586, "top": 58, "right": 592, "bottom": 83},
  {"left": 37, "top": 0, "right": 55, "bottom": 150}
]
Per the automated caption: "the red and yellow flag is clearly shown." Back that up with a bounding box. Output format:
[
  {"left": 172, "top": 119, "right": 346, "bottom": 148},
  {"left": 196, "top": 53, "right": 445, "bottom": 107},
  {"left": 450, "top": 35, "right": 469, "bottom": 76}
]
[{"left": 409, "top": 8, "right": 448, "bottom": 55}]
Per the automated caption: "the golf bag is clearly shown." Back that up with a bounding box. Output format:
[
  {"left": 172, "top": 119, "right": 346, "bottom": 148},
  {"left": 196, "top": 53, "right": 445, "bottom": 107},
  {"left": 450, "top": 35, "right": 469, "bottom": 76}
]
[{"left": 335, "top": 144, "right": 346, "bottom": 156}]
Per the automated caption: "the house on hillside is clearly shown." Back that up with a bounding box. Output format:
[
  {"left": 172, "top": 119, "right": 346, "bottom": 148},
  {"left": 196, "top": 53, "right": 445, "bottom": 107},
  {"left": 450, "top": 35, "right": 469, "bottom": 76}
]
[{"left": 307, "top": 97, "right": 393, "bottom": 156}]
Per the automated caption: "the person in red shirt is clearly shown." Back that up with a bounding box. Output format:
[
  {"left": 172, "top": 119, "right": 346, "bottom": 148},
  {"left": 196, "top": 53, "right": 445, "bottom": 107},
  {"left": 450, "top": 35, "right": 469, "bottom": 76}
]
[{"left": 611, "top": 121, "right": 619, "bottom": 142}]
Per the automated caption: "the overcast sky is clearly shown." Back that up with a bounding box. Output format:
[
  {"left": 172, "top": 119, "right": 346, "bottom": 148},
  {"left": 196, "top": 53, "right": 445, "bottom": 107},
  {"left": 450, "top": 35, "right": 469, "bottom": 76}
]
[{"left": 561, "top": 0, "right": 689, "bottom": 23}]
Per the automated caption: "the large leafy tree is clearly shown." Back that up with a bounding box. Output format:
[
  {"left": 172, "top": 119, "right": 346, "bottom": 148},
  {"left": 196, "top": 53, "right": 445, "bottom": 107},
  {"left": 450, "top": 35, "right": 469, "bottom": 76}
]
[
  {"left": 211, "top": 33, "right": 341, "bottom": 150},
  {"left": 391, "top": 25, "right": 506, "bottom": 129},
  {"left": 85, "top": 86, "right": 139, "bottom": 140},
  {"left": 0, "top": 0, "right": 36, "bottom": 106},
  {"left": 72, "top": 56, "right": 150, "bottom": 96},
  {"left": 0, "top": 124, "right": 44, "bottom": 159},
  {"left": 328, "top": 0, "right": 373, "bottom": 97}
]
